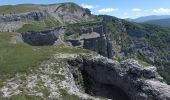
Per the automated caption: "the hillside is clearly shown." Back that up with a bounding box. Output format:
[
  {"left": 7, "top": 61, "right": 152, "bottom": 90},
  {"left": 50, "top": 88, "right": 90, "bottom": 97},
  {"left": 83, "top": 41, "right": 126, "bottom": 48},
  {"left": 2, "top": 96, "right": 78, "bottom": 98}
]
[
  {"left": 0, "top": 3, "right": 95, "bottom": 32},
  {"left": 0, "top": 2, "right": 170, "bottom": 100}
]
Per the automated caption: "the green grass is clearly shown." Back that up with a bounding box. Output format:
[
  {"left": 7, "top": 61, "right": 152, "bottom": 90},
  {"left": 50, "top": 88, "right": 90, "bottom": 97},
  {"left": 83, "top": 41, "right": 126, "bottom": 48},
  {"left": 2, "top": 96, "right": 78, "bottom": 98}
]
[
  {"left": 17, "top": 23, "right": 45, "bottom": 32},
  {"left": 17, "top": 18, "right": 60, "bottom": 32},
  {"left": 0, "top": 4, "right": 39, "bottom": 14},
  {"left": 0, "top": 32, "right": 92, "bottom": 77},
  {"left": 55, "top": 46, "right": 93, "bottom": 54},
  {"left": 0, "top": 80, "right": 4, "bottom": 88},
  {"left": 59, "top": 89, "right": 80, "bottom": 100},
  {"left": 137, "top": 59, "right": 151, "bottom": 67},
  {"left": 50, "top": 74, "right": 66, "bottom": 80},
  {"left": 0, "top": 33, "right": 53, "bottom": 75},
  {"left": 136, "top": 51, "right": 154, "bottom": 65},
  {"left": 9, "top": 94, "right": 43, "bottom": 100}
]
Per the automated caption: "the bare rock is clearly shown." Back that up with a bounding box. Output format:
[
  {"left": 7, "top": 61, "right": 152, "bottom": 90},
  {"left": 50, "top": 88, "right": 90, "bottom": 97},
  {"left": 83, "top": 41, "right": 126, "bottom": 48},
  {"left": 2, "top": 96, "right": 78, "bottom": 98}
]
[{"left": 67, "top": 55, "right": 170, "bottom": 100}]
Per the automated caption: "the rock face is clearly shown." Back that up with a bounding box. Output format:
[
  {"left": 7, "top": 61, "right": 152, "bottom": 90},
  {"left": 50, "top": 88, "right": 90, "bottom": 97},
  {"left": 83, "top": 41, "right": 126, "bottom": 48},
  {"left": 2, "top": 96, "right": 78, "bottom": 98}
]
[
  {"left": 68, "top": 55, "right": 170, "bottom": 100},
  {"left": 43, "top": 3, "right": 92, "bottom": 24},
  {"left": 82, "top": 25, "right": 113, "bottom": 59},
  {"left": 21, "top": 22, "right": 114, "bottom": 58},
  {"left": 83, "top": 36, "right": 113, "bottom": 58},
  {"left": 0, "top": 11, "right": 46, "bottom": 22},
  {"left": 21, "top": 27, "right": 65, "bottom": 45},
  {"left": 65, "top": 23, "right": 114, "bottom": 59},
  {"left": 0, "top": 11, "right": 47, "bottom": 32}
]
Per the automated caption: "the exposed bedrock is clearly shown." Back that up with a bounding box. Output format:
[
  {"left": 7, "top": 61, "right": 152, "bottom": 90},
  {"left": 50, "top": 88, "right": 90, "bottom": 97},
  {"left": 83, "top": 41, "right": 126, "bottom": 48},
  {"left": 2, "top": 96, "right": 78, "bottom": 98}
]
[
  {"left": 0, "top": 11, "right": 47, "bottom": 32},
  {"left": 66, "top": 23, "right": 114, "bottom": 59},
  {"left": 21, "top": 27, "right": 65, "bottom": 46},
  {"left": 21, "top": 23, "right": 114, "bottom": 58},
  {"left": 67, "top": 55, "right": 170, "bottom": 100},
  {"left": 0, "top": 11, "right": 47, "bottom": 22},
  {"left": 83, "top": 36, "right": 114, "bottom": 59}
]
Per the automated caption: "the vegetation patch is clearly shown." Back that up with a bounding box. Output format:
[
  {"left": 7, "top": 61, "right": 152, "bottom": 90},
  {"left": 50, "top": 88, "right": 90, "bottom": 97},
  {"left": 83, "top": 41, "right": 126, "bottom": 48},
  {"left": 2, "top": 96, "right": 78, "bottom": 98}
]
[
  {"left": 0, "top": 4, "right": 39, "bottom": 14},
  {"left": 106, "top": 21, "right": 131, "bottom": 48},
  {"left": 41, "top": 88, "right": 50, "bottom": 98},
  {"left": 50, "top": 74, "right": 65, "bottom": 80},
  {"left": 136, "top": 51, "right": 154, "bottom": 65},
  {"left": 59, "top": 89, "right": 80, "bottom": 100},
  {"left": 9, "top": 94, "right": 43, "bottom": 100},
  {"left": 0, "top": 32, "right": 93, "bottom": 78},
  {"left": 136, "top": 59, "right": 151, "bottom": 67},
  {"left": 17, "top": 18, "right": 60, "bottom": 32},
  {"left": 0, "top": 80, "right": 4, "bottom": 88}
]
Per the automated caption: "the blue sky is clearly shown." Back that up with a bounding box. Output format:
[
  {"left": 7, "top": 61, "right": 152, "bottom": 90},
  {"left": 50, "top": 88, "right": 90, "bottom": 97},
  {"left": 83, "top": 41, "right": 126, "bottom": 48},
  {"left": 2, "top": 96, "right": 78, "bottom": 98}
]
[{"left": 1, "top": 0, "right": 170, "bottom": 18}]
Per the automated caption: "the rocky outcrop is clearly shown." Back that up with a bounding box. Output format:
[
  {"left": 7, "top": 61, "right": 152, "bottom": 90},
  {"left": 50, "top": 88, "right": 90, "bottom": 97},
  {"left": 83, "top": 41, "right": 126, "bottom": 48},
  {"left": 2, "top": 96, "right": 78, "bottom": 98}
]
[
  {"left": 0, "top": 11, "right": 47, "bottom": 32},
  {"left": 67, "top": 55, "right": 170, "bottom": 100},
  {"left": 43, "top": 3, "right": 92, "bottom": 24},
  {"left": 21, "top": 22, "right": 114, "bottom": 58},
  {"left": 0, "top": 11, "right": 47, "bottom": 22},
  {"left": 83, "top": 36, "right": 113, "bottom": 59},
  {"left": 21, "top": 26, "right": 65, "bottom": 46},
  {"left": 65, "top": 23, "right": 114, "bottom": 59}
]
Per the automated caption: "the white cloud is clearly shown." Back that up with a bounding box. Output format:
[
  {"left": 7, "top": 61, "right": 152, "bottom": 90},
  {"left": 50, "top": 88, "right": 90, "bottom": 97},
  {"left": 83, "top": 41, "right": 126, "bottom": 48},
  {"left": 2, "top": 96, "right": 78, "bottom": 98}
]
[
  {"left": 132, "top": 8, "right": 142, "bottom": 12},
  {"left": 98, "top": 8, "right": 119, "bottom": 13},
  {"left": 81, "top": 3, "right": 96, "bottom": 9},
  {"left": 153, "top": 8, "right": 170, "bottom": 13}
]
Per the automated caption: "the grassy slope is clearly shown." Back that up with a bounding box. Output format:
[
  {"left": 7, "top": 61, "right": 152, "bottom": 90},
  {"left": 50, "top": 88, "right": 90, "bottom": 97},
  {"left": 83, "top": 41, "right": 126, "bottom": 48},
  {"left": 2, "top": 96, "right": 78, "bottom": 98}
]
[
  {"left": 17, "top": 18, "right": 60, "bottom": 32},
  {"left": 0, "top": 4, "right": 61, "bottom": 32},
  {"left": 0, "top": 32, "right": 93, "bottom": 99},
  {"left": 0, "top": 32, "right": 92, "bottom": 78},
  {"left": 0, "top": 4, "right": 39, "bottom": 14}
]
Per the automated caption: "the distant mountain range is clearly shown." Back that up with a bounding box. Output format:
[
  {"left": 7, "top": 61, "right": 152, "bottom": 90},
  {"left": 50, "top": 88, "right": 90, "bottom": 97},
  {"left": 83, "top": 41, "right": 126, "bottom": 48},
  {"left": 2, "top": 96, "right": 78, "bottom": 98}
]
[
  {"left": 126, "top": 15, "right": 170, "bottom": 27},
  {"left": 144, "top": 18, "right": 170, "bottom": 27}
]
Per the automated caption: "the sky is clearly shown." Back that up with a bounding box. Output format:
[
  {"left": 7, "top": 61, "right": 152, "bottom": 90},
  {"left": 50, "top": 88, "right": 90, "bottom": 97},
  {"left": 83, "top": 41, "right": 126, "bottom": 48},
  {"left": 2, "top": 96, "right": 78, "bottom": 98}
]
[{"left": 1, "top": 0, "right": 170, "bottom": 19}]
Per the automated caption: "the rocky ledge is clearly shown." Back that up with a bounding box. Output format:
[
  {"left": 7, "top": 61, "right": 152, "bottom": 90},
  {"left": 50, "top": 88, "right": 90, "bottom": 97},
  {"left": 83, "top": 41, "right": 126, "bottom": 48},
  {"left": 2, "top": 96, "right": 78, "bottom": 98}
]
[
  {"left": 67, "top": 55, "right": 170, "bottom": 100},
  {"left": 20, "top": 22, "right": 114, "bottom": 58},
  {"left": 0, "top": 11, "right": 47, "bottom": 22}
]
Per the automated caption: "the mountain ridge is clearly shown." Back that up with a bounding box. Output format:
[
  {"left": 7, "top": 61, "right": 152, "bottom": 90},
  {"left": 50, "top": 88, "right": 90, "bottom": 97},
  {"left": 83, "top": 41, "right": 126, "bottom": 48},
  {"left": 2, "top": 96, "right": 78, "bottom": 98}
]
[
  {"left": 131, "top": 15, "right": 170, "bottom": 22},
  {"left": 144, "top": 18, "right": 170, "bottom": 26}
]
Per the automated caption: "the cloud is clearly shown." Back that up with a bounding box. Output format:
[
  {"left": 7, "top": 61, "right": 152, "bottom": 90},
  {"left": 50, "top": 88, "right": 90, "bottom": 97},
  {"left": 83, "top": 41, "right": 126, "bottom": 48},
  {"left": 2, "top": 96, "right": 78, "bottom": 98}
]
[
  {"left": 81, "top": 3, "right": 96, "bottom": 9},
  {"left": 153, "top": 8, "right": 170, "bottom": 13},
  {"left": 132, "top": 8, "right": 142, "bottom": 12},
  {"left": 98, "top": 8, "right": 119, "bottom": 13}
]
